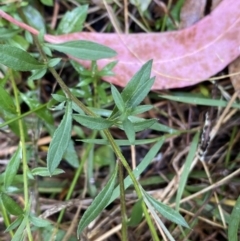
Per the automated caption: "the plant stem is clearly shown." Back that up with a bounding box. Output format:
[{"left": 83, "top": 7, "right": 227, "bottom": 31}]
[
  {"left": 0, "top": 205, "right": 14, "bottom": 238},
  {"left": 9, "top": 71, "right": 28, "bottom": 208},
  {"left": 0, "top": 103, "right": 47, "bottom": 129},
  {"left": 118, "top": 159, "right": 128, "bottom": 241},
  {"left": 9, "top": 70, "right": 33, "bottom": 241}
]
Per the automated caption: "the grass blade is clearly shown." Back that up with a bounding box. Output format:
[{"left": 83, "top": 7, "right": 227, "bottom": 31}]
[{"left": 175, "top": 132, "right": 200, "bottom": 210}]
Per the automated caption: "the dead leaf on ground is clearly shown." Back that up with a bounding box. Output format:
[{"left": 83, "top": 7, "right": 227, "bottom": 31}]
[
  {"left": 179, "top": 0, "right": 206, "bottom": 29},
  {"left": 211, "top": 0, "right": 223, "bottom": 11}
]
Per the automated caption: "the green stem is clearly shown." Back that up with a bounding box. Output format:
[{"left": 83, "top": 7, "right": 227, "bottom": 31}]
[
  {"left": 103, "top": 130, "right": 160, "bottom": 241},
  {"left": 0, "top": 205, "right": 14, "bottom": 237},
  {"left": 9, "top": 71, "right": 28, "bottom": 208},
  {"left": 10, "top": 71, "right": 33, "bottom": 241},
  {"left": 0, "top": 103, "right": 47, "bottom": 129},
  {"left": 118, "top": 159, "right": 128, "bottom": 241}
]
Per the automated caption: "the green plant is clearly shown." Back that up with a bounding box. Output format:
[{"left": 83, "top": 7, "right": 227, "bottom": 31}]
[
  {"left": 7, "top": 2, "right": 240, "bottom": 241},
  {"left": 0, "top": 7, "right": 191, "bottom": 239},
  {"left": 0, "top": 38, "right": 189, "bottom": 239}
]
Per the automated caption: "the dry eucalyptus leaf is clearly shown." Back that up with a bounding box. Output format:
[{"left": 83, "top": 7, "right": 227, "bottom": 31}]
[
  {"left": 0, "top": 0, "right": 239, "bottom": 89},
  {"left": 211, "top": 0, "right": 223, "bottom": 11},
  {"left": 179, "top": 0, "right": 206, "bottom": 28}
]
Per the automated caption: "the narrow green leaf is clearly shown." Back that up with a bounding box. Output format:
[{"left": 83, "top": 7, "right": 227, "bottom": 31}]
[
  {"left": 160, "top": 94, "right": 240, "bottom": 109},
  {"left": 7, "top": 35, "right": 29, "bottom": 51},
  {"left": 166, "top": 0, "right": 185, "bottom": 30},
  {"left": 43, "top": 45, "right": 52, "bottom": 56},
  {"left": 73, "top": 114, "right": 113, "bottom": 130},
  {"left": 87, "top": 107, "right": 112, "bottom": 117},
  {"left": 28, "top": 68, "right": 47, "bottom": 82},
  {"left": 29, "top": 214, "right": 50, "bottom": 227},
  {"left": 77, "top": 164, "right": 118, "bottom": 237},
  {"left": 228, "top": 195, "right": 240, "bottom": 241},
  {"left": 0, "top": 45, "right": 45, "bottom": 71},
  {"left": 128, "top": 116, "right": 175, "bottom": 133},
  {"left": 122, "top": 118, "right": 135, "bottom": 144},
  {"left": 47, "top": 101, "right": 72, "bottom": 174},
  {"left": 151, "top": 122, "right": 177, "bottom": 133},
  {"left": 40, "top": 0, "right": 53, "bottom": 6},
  {"left": 57, "top": 5, "right": 88, "bottom": 34},
  {"left": 70, "top": 60, "right": 89, "bottom": 75},
  {"left": 111, "top": 85, "right": 125, "bottom": 112},
  {"left": 48, "top": 101, "right": 65, "bottom": 111},
  {"left": 131, "top": 118, "right": 157, "bottom": 132},
  {"left": 0, "top": 28, "right": 20, "bottom": 40},
  {"left": 143, "top": 191, "right": 189, "bottom": 228},
  {"left": 108, "top": 138, "right": 165, "bottom": 205},
  {"left": 45, "top": 41, "right": 116, "bottom": 60},
  {"left": 175, "top": 132, "right": 200, "bottom": 210},
  {"left": 121, "top": 60, "right": 152, "bottom": 103},
  {"left": 5, "top": 215, "right": 24, "bottom": 231},
  {"left": 48, "top": 58, "right": 61, "bottom": 67},
  {"left": 109, "top": 60, "right": 153, "bottom": 119},
  {"left": 81, "top": 138, "right": 158, "bottom": 145},
  {"left": 98, "top": 60, "right": 118, "bottom": 76},
  {"left": 72, "top": 102, "right": 84, "bottom": 115},
  {"left": 4, "top": 146, "right": 22, "bottom": 189},
  {"left": 63, "top": 139, "right": 79, "bottom": 168},
  {"left": 22, "top": 5, "right": 46, "bottom": 32},
  {"left": 11, "top": 216, "right": 27, "bottom": 241},
  {"left": 143, "top": 192, "right": 175, "bottom": 241},
  {"left": 131, "top": 105, "right": 153, "bottom": 115},
  {"left": 83, "top": 108, "right": 175, "bottom": 133},
  {"left": 126, "top": 77, "right": 155, "bottom": 108},
  {"left": 127, "top": 199, "right": 143, "bottom": 226},
  {"left": 0, "top": 85, "right": 16, "bottom": 114},
  {"left": 0, "top": 193, "right": 23, "bottom": 216},
  {"left": 51, "top": 94, "right": 67, "bottom": 103},
  {"left": 31, "top": 167, "right": 64, "bottom": 176}
]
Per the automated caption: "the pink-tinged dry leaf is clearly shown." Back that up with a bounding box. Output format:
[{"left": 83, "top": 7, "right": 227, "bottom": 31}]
[
  {"left": 179, "top": 0, "right": 206, "bottom": 28},
  {"left": 211, "top": 0, "right": 223, "bottom": 11},
  {"left": 0, "top": 0, "right": 240, "bottom": 90}
]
